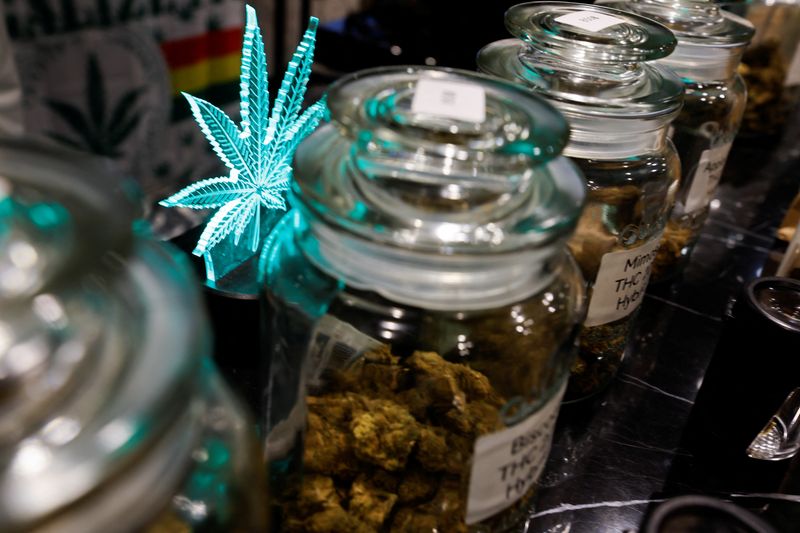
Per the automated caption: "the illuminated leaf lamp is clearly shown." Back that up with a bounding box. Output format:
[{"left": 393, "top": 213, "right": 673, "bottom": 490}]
[{"left": 160, "top": 4, "right": 326, "bottom": 286}]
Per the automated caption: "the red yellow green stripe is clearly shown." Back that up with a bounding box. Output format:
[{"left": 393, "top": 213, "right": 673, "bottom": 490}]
[
  {"left": 161, "top": 27, "right": 243, "bottom": 96},
  {"left": 168, "top": 53, "right": 241, "bottom": 96}
]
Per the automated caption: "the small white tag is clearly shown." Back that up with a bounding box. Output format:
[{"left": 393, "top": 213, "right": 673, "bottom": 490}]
[
  {"left": 554, "top": 10, "right": 626, "bottom": 32},
  {"left": 411, "top": 79, "right": 486, "bottom": 123},
  {"left": 584, "top": 235, "right": 662, "bottom": 327},
  {"left": 465, "top": 382, "right": 566, "bottom": 525},
  {"left": 684, "top": 142, "right": 733, "bottom": 214}
]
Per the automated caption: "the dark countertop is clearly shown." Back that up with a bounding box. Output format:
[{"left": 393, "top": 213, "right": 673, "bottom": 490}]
[{"left": 526, "top": 109, "right": 800, "bottom": 532}]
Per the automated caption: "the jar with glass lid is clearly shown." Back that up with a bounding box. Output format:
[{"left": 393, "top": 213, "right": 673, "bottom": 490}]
[
  {"left": 0, "top": 139, "right": 267, "bottom": 532},
  {"left": 260, "top": 66, "right": 587, "bottom": 532},
  {"left": 601, "top": 0, "right": 754, "bottom": 280},
  {"left": 478, "top": 2, "right": 683, "bottom": 401}
]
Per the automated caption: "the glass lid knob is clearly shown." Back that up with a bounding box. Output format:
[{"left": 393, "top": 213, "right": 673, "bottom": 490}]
[
  {"left": 327, "top": 66, "right": 570, "bottom": 166},
  {"left": 293, "top": 66, "right": 586, "bottom": 255}
]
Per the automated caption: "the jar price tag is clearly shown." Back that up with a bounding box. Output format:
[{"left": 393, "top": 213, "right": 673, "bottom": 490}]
[
  {"left": 411, "top": 79, "right": 486, "bottom": 123},
  {"left": 465, "top": 383, "right": 566, "bottom": 525},
  {"left": 554, "top": 11, "right": 625, "bottom": 32},
  {"left": 584, "top": 235, "right": 662, "bottom": 327},
  {"left": 684, "top": 142, "right": 733, "bottom": 214}
]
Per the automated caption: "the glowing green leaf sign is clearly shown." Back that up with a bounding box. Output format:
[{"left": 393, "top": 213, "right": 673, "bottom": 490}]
[{"left": 160, "top": 4, "right": 326, "bottom": 283}]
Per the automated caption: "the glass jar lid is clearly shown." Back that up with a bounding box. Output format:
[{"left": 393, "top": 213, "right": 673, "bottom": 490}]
[
  {"left": 297, "top": 66, "right": 584, "bottom": 255},
  {"left": 477, "top": 2, "right": 683, "bottom": 120},
  {"left": 601, "top": 0, "right": 754, "bottom": 78},
  {"left": 291, "top": 66, "right": 586, "bottom": 310},
  {"left": 0, "top": 140, "right": 206, "bottom": 529},
  {"left": 613, "top": 0, "right": 754, "bottom": 46}
]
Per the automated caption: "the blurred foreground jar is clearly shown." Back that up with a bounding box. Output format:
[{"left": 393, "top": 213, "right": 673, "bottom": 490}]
[
  {"left": 261, "top": 66, "right": 586, "bottom": 532},
  {"left": 0, "top": 140, "right": 267, "bottom": 532},
  {"left": 478, "top": 2, "right": 682, "bottom": 401},
  {"left": 604, "top": 0, "right": 754, "bottom": 280}
]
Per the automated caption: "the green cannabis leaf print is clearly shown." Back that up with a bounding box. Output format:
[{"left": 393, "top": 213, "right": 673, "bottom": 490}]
[
  {"left": 45, "top": 54, "right": 144, "bottom": 158},
  {"left": 159, "top": 4, "right": 327, "bottom": 258}
]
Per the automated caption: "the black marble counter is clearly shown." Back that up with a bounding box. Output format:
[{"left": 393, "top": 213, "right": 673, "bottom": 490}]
[{"left": 526, "top": 111, "right": 800, "bottom": 532}]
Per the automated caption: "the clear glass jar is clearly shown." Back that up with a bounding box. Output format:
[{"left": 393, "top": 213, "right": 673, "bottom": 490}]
[
  {"left": 722, "top": 0, "right": 800, "bottom": 136},
  {"left": 478, "top": 2, "right": 683, "bottom": 401},
  {"left": 261, "top": 66, "right": 587, "bottom": 532},
  {"left": 0, "top": 140, "right": 268, "bottom": 532},
  {"left": 603, "top": 0, "right": 755, "bottom": 281}
]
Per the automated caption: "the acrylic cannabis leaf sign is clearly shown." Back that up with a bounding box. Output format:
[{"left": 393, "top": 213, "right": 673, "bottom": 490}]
[{"left": 160, "top": 4, "right": 326, "bottom": 272}]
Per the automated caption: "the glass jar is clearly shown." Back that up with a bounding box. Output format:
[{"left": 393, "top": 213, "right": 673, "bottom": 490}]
[
  {"left": 0, "top": 139, "right": 267, "bottom": 532},
  {"left": 722, "top": 0, "right": 800, "bottom": 136},
  {"left": 603, "top": 0, "right": 755, "bottom": 280},
  {"left": 261, "top": 66, "right": 586, "bottom": 532},
  {"left": 478, "top": 2, "right": 683, "bottom": 401}
]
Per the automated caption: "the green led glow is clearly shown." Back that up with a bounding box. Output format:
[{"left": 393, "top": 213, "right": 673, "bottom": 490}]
[{"left": 159, "top": 4, "right": 327, "bottom": 283}]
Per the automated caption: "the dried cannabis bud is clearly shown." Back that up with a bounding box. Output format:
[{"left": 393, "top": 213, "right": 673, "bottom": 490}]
[
  {"left": 281, "top": 349, "right": 507, "bottom": 533},
  {"left": 650, "top": 221, "right": 696, "bottom": 281}
]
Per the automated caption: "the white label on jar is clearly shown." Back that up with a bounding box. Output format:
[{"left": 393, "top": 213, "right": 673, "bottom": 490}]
[
  {"left": 465, "top": 382, "right": 566, "bottom": 525},
  {"left": 684, "top": 142, "right": 733, "bottom": 214},
  {"left": 307, "top": 315, "right": 383, "bottom": 388},
  {"left": 554, "top": 11, "right": 625, "bottom": 32},
  {"left": 411, "top": 79, "right": 486, "bottom": 123},
  {"left": 785, "top": 40, "right": 800, "bottom": 87},
  {"left": 584, "top": 235, "right": 662, "bottom": 327}
]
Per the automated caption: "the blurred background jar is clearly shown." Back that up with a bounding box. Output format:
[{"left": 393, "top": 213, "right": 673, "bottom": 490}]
[
  {"left": 261, "top": 66, "right": 586, "bottom": 532},
  {"left": 721, "top": 0, "right": 800, "bottom": 137},
  {"left": 604, "top": 0, "right": 755, "bottom": 281},
  {"left": 0, "top": 139, "right": 267, "bottom": 532},
  {"left": 478, "top": 2, "right": 682, "bottom": 401}
]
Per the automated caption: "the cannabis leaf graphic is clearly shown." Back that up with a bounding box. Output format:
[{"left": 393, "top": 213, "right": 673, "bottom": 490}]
[
  {"left": 160, "top": 4, "right": 326, "bottom": 266},
  {"left": 45, "top": 54, "right": 144, "bottom": 158}
]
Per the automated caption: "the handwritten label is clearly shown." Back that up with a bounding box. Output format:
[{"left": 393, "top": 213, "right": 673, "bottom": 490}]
[
  {"left": 465, "top": 383, "right": 566, "bottom": 525},
  {"left": 685, "top": 142, "right": 733, "bottom": 214},
  {"left": 584, "top": 235, "right": 662, "bottom": 327},
  {"left": 554, "top": 11, "right": 625, "bottom": 32},
  {"left": 411, "top": 79, "right": 486, "bottom": 123}
]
